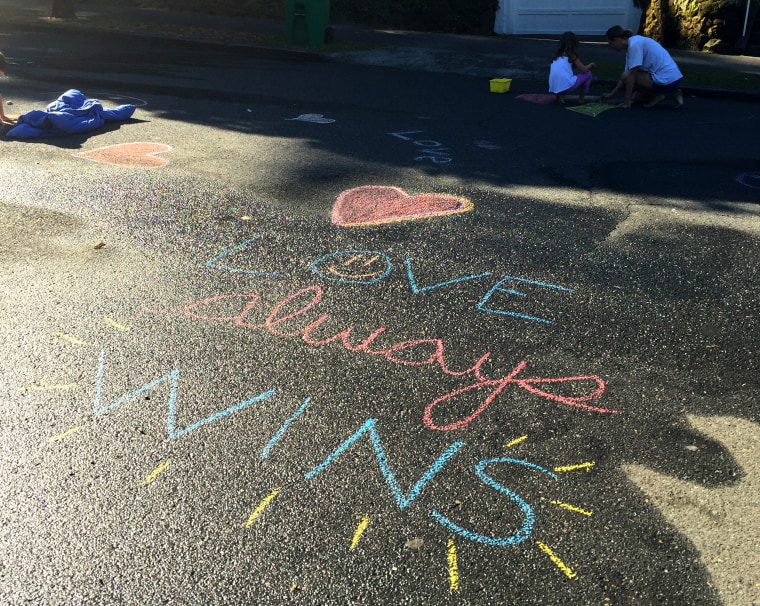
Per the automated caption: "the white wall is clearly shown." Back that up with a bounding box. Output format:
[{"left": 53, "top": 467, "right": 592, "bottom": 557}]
[{"left": 495, "top": 0, "right": 641, "bottom": 35}]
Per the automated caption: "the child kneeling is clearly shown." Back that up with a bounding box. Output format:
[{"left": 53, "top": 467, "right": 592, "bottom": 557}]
[{"left": 549, "top": 32, "right": 597, "bottom": 105}]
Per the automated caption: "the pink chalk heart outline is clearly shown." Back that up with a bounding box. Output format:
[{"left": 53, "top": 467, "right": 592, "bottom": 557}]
[
  {"left": 75, "top": 142, "right": 172, "bottom": 168},
  {"left": 332, "top": 186, "right": 473, "bottom": 227}
]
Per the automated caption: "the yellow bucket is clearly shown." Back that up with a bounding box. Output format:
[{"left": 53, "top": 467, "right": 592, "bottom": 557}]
[{"left": 490, "top": 78, "right": 512, "bottom": 93}]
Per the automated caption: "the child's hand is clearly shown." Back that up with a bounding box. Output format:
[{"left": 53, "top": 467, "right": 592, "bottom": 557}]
[{"left": 588, "top": 62, "right": 597, "bottom": 70}]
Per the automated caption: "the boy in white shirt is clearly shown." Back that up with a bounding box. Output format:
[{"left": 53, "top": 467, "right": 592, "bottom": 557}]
[{"left": 601, "top": 26, "right": 684, "bottom": 109}]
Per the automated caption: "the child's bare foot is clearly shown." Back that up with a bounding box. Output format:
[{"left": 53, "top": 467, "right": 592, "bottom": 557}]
[
  {"left": 578, "top": 93, "right": 586, "bottom": 105},
  {"left": 555, "top": 93, "right": 565, "bottom": 105},
  {"left": 644, "top": 93, "right": 665, "bottom": 108},
  {"left": 674, "top": 89, "right": 684, "bottom": 109}
]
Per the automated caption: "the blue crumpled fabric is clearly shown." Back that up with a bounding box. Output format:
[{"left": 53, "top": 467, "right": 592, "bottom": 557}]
[{"left": 6, "top": 89, "right": 136, "bottom": 138}]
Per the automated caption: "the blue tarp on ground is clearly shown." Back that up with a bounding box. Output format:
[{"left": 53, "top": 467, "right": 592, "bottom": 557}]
[{"left": 6, "top": 89, "right": 136, "bottom": 138}]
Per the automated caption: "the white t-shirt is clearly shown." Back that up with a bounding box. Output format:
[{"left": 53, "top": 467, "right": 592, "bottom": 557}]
[
  {"left": 625, "top": 35, "right": 683, "bottom": 85},
  {"left": 548, "top": 56, "right": 577, "bottom": 93}
]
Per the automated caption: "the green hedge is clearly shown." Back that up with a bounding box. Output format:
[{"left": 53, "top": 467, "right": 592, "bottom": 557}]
[{"left": 87, "top": 0, "right": 500, "bottom": 34}]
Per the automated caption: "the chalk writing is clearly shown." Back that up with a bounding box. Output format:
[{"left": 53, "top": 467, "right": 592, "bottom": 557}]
[
  {"left": 154, "top": 286, "right": 615, "bottom": 431},
  {"left": 406, "top": 258, "right": 491, "bottom": 294},
  {"left": 388, "top": 131, "right": 452, "bottom": 164},
  {"left": 429, "top": 458, "right": 557, "bottom": 546},
  {"left": 206, "top": 236, "right": 283, "bottom": 277},
  {"left": 94, "top": 349, "right": 276, "bottom": 439},
  {"left": 304, "top": 418, "right": 465, "bottom": 509},
  {"left": 205, "top": 237, "right": 576, "bottom": 324},
  {"left": 260, "top": 398, "right": 310, "bottom": 459},
  {"left": 476, "top": 276, "right": 573, "bottom": 324}
]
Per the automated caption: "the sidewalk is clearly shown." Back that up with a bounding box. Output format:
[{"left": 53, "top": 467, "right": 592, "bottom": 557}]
[{"left": 3, "top": 0, "right": 760, "bottom": 100}]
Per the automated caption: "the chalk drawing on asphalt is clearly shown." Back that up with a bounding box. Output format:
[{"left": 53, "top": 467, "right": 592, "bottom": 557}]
[
  {"left": 311, "top": 251, "right": 392, "bottom": 284},
  {"left": 736, "top": 172, "right": 760, "bottom": 190},
  {"left": 286, "top": 113, "right": 335, "bottom": 123},
  {"left": 75, "top": 142, "right": 172, "bottom": 168},
  {"left": 332, "top": 186, "right": 473, "bottom": 227}
]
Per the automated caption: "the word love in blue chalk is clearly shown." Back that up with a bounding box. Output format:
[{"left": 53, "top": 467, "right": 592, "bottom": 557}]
[{"left": 207, "top": 237, "right": 573, "bottom": 325}]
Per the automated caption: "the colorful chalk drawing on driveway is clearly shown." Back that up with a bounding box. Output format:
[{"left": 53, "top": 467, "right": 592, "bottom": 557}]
[
  {"left": 565, "top": 102, "right": 622, "bottom": 118},
  {"left": 286, "top": 113, "right": 335, "bottom": 123},
  {"left": 332, "top": 185, "right": 473, "bottom": 227},
  {"left": 515, "top": 93, "right": 557, "bottom": 105},
  {"left": 736, "top": 172, "right": 760, "bottom": 190},
  {"left": 75, "top": 142, "right": 172, "bottom": 168}
]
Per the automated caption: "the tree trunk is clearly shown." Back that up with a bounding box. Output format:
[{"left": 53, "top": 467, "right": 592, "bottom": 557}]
[{"left": 51, "top": 0, "right": 76, "bottom": 18}]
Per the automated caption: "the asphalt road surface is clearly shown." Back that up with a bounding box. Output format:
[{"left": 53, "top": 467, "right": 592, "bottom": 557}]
[{"left": 1, "top": 28, "right": 759, "bottom": 605}]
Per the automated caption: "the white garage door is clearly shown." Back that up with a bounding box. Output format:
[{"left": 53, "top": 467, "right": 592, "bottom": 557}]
[{"left": 494, "top": 0, "right": 641, "bottom": 35}]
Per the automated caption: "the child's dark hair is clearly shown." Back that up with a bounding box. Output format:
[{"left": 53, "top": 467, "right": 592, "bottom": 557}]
[
  {"left": 605, "top": 25, "right": 634, "bottom": 41},
  {"left": 0, "top": 52, "right": 6, "bottom": 72},
  {"left": 553, "top": 31, "right": 580, "bottom": 62}
]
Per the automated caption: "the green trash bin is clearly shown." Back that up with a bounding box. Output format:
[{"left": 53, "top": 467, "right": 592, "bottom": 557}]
[{"left": 286, "top": 0, "right": 329, "bottom": 47}]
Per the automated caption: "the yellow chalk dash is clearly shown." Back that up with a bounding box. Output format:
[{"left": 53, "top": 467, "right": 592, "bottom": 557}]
[
  {"left": 103, "top": 315, "right": 130, "bottom": 331},
  {"left": 350, "top": 514, "right": 371, "bottom": 549},
  {"left": 142, "top": 461, "right": 171, "bottom": 486},
  {"left": 48, "top": 425, "right": 85, "bottom": 443},
  {"left": 20, "top": 384, "right": 78, "bottom": 392},
  {"left": 447, "top": 539, "right": 459, "bottom": 590},
  {"left": 245, "top": 486, "right": 282, "bottom": 527},
  {"left": 57, "top": 332, "right": 95, "bottom": 346},
  {"left": 506, "top": 435, "right": 528, "bottom": 448},
  {"left": 536, "top": 541, "right": 576, "bottom": 579},
  {"left": 551, "top": 500, "right": 593, "bottom": 516},
  {"left": 554, "top": 462, "right": 595, "bottom": 472}
]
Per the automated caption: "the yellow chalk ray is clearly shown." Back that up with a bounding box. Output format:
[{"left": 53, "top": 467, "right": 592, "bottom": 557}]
[
  {"left": 350, "top": 514, "right": 371, "bottom": 549},
  {"left": 506, "top": 435, "right": 527, "bottom": 448},
  {"left": 536, "top": 541, "right": 577, "bottom": 579},
  {"left": 57, "top": 333, "right": 95, "bottom": 346},
  {"left": 554, "top": 462, "right": 595, "bottom": 472},
  {"left": 20, "top": 384, "right": 78, "bottom": 392},
  {"left": 48, "top": 425, "right": 85, "bottom": 443},
  {"left": 245, "top": 486, "right": 282, "bottom": 527},
  {"left": 551, "top": 500, "right": 593, "bottom": 516},
  {"left": 447, "top": 539, "right": 459, "bottom": 590},
  {"left": 103, "top": 316, "right": 130, "bottom": 331},
  {"left": 142, "top": 461, "right": 171, "bottom": 485}
]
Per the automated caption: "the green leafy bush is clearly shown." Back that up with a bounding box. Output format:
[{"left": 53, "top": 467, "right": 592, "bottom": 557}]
[{"left": 86, "top": 0, "right": 500, "bottom": 33}]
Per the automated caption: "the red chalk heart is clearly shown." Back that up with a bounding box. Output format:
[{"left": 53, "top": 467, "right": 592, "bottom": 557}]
[
  {"left": 75, "top": 142, "right": 172, "bottom": 168},
  {"left": 332, "top": 186, "right": 473, "bottom": 227}
]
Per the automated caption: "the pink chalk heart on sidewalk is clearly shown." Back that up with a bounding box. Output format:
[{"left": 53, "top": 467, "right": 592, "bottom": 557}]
[
  {"left": 332, "top": 186, "right": 473, "bottom": 227},
  {"left": 75, "top": 142, "right": 172, "bottom": 168}
]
